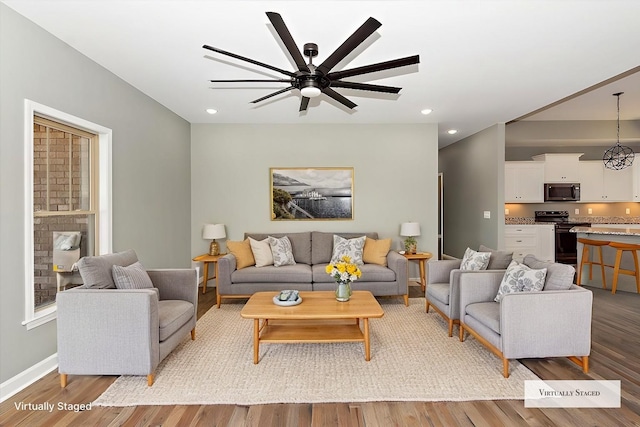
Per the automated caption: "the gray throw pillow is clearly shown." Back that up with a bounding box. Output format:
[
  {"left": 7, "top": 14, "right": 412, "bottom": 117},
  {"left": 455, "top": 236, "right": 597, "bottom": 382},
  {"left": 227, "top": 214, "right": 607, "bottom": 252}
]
[
  {"left": 112, "top": 261, "right": 154, "bottom": 290},
  {"left": 523, "top": 254, "right": 575, "bottom": 291},
  {"left": 77, "top": 249, "right": 138, "bottom": 289},
  {"left": 479, "top": 245, "right": 514, "bottom": 270}
]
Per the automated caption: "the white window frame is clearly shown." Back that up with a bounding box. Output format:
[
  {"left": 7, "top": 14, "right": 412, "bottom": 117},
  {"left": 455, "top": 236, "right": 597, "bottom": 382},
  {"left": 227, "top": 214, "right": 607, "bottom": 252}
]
[{"left": 22, "top": 100, "right": 112, "bottom": 330}]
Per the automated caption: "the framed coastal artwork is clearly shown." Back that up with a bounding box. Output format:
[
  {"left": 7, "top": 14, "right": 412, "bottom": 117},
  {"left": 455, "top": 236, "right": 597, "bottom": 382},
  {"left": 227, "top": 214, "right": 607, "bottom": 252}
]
[{"left": 270, "top": 167, "right": 354, "bottom": 221}]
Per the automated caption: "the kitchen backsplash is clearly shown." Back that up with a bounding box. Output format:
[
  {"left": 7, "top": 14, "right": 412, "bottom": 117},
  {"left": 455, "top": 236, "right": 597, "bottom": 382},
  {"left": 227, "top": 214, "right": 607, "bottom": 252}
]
[{"left": 506, "top": 216, "right": 640, "bottom": 225}]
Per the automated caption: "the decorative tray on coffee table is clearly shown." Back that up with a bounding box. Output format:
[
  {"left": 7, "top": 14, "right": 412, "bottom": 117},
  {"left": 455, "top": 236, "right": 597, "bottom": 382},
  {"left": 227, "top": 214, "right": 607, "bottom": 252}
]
[{"left": 273, "top": 290, "right": 302, "bottom": 306}]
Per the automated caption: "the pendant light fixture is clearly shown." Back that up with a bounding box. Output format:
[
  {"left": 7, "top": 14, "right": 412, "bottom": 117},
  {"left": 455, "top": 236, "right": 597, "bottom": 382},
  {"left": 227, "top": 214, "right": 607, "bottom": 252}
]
[{"left": 603, "top": 92, "right": 634, "bottom": 170}]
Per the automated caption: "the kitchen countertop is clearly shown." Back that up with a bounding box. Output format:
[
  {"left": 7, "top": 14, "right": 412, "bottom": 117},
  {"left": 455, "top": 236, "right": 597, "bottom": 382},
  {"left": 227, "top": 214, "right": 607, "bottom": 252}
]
[
  {"left": 569, "top": 226, "right": 640, "bottom": 236},
  {"left": 506, "top": 216, "right": 640, "bottom": 225}
]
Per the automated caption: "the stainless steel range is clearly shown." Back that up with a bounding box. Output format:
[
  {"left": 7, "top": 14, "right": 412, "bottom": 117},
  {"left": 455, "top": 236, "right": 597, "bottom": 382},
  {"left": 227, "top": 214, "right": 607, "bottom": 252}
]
[{"left": 534, "top": 211, "right": 591, "bottom": 265}]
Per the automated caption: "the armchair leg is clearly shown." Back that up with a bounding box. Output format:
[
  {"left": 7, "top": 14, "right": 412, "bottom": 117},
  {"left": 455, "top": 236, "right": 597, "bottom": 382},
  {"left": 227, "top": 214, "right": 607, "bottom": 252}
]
[
  {"left": 60, "top": 374, "right": 67, "bottom": 388},
  {"left": 568, "top": 355, "right": 590, "bottom": 374},
  {"left": 191, "top": 328, "right": 196, "bottom": 340},
  {"left": 502, "top": 358, "right": 510, "bottom": 378},
  {"left": 147, "top": 374, "right": 155, "bottom": 386},
  {"left": 459, "top": 324, "right": 465, "bottom": 342},
  {"left": 217, "top": 294, "right": 222, "bottom": 308},
  {"left": 403, "top": 294, "right": 409, "bottom": 306},
  {"left": 448, "top": 320, "right": 454, "bottom": 338},
  {"left": 425, "top": 300, "right": 430, "bottom": 313}
]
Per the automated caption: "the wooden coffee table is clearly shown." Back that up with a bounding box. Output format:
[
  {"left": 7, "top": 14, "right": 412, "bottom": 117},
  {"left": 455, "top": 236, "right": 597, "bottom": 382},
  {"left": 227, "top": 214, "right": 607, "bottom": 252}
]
[{"left": 240, "top": 291, "right": 384, "bottom": 364}]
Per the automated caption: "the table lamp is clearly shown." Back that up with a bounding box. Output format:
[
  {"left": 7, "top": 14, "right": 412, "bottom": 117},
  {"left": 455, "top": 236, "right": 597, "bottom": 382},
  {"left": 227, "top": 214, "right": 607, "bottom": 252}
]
[
  {"left": 202, "top": 224, "right": 226, "bottom": 256},
  {"left": 400, "top": 222, "right": 421, "bottom": 254}
]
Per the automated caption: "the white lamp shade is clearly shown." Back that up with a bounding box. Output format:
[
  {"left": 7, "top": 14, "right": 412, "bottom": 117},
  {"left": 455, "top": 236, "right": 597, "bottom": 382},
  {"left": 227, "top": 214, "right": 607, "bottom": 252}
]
[
  {"left": 400, "top": 222, "right": 421, "bottom": 237},
  {"left": 202, "top": 223, "right": 226, "bottom": 240}
]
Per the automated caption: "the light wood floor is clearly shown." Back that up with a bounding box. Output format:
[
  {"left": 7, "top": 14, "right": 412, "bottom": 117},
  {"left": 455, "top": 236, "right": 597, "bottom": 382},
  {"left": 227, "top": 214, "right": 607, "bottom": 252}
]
[{"left": 2, "top": 284, "right": 640, "bottom": 426}]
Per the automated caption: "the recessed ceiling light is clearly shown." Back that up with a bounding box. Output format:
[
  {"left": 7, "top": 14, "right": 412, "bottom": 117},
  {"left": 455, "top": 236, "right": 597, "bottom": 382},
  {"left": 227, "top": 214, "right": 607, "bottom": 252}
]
[
  {"left": 206, "top": 108, "right": 218, "bottom": 115},
  {"left": 420, "top": 109, "right": 433, "bottom": 115},
  {"left": 447, "top": 129, "right": 458, "bottom": 135}
]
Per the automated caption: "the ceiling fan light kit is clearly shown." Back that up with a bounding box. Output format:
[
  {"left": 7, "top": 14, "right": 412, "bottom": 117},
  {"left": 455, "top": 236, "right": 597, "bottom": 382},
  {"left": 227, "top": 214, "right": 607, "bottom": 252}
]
[
  {"left": 603, "top": 92, "right": 635, "bottom": 170},
  {"left": 203, "top": 12, "right": 419, "bottom": 112}
]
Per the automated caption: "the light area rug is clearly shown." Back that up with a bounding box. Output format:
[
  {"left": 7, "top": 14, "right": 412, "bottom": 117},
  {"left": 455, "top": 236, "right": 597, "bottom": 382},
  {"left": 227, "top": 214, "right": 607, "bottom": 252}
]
[{"left": 94, "top": 298, "right": 539, "bottom": 406}]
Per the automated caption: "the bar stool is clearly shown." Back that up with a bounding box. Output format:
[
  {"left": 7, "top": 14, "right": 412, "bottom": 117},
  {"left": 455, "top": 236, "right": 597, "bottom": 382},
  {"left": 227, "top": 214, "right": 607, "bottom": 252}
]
[
  {"left": 576, "top": 238, "right": 609, "bottom": 288},
  {"left": 609, "top": 241, "right": 640, "bottom": 294}
]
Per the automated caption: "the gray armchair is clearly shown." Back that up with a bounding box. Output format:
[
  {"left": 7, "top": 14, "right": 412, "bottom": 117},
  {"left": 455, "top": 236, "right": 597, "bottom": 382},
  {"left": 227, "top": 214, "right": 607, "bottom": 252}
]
[
  {"left": 56, "top": 250, "right": 198, "bottom": 387},
  {"left": 426, "top": 246, "right": 512, "bottom": 336},
  {"left": 458, "top": 255, "right": 592, "bottom": 378}
]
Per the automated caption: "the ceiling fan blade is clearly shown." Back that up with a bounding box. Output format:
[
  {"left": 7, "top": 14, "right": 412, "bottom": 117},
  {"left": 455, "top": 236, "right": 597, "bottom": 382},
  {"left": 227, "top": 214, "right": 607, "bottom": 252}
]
[
  {"left": 299, "top": 96, "right": 310, "bottom": 112},
  {"left": 315, "top": 17, "right": 381, "bottom": 76},
  {"left": 330, "top": 81, "right": 401, "bottom": 94},
  {"left": 326, "top": 55, "right": 420, "bottom": 80},
  {"left": 203, "top": 45, "right": 295, "bottom": 77},
  {"left": 322, "top": 87, "right": 357, "bottom": 109},
  {"left": 210, "top": 79, "right": 291, "bottom": 83},
  {"left": 250, "top": 86, "right": 295, "bottom": 104},
  {"left": 266, "top": 12, "right": 310, "bottom": 73}
]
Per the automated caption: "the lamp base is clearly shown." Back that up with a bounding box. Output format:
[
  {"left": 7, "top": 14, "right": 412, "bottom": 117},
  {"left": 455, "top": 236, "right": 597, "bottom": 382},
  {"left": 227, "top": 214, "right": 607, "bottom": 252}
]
[{"left": 209, "top": 240, "right": 220, "bottom": 256}]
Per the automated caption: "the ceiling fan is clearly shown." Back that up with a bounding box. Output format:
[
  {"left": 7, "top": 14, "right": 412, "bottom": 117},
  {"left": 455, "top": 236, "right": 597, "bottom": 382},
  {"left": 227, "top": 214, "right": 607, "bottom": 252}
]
[{"left": 203, "top": 12, "right": 420, "bottom": 112}]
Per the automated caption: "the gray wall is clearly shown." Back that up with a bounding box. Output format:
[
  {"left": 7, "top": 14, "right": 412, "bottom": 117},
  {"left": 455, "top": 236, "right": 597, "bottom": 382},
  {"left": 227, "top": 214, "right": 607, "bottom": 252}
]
[
  {"left": 0, "top": 4, "right": 191, "bottom": 383},
  {"left": 190, "top": 124, "right": 439, "bottom": 259},
  {"left": 439, "top": 124, "right": 506, "bottom": 257}
]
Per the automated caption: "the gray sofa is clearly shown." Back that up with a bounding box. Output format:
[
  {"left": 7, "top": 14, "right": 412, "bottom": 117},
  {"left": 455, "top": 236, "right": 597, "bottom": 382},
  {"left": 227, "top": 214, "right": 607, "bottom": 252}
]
[{"left": 216, "top": 231, "right": 408, "bottom": 307}]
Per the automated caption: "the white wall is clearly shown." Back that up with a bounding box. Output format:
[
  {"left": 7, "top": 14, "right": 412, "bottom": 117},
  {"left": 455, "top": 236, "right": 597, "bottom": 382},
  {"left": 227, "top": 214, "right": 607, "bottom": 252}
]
[{"left": 191, "top": 124, "right": 439, "bottom": 259}]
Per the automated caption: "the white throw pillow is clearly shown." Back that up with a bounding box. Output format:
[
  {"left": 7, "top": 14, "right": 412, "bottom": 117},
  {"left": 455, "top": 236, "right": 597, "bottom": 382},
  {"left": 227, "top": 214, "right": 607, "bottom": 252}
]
[
  {"left": 330, "top": 235, "right": 366, "bottom": 265},
  {"left": 267, "top": 236, "right": 296, "bottom": 267},
  {"left": 249, "top": 237, "right": 274, "bottom": 267},
  {"left": 460, "top": 247, "right": 491, "bottom": 271},
  {"left": 495, "top": 260, "right": 547, "bottom": 302},
  {"left": 111, "top": 261, "right": 154, "bottom": 290}
]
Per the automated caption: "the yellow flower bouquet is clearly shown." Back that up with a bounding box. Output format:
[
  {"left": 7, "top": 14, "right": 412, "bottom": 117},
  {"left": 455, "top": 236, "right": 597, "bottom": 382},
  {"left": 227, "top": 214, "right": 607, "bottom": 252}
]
[{"left": 326, "top": 255, "right": 362, "bottom": 301}]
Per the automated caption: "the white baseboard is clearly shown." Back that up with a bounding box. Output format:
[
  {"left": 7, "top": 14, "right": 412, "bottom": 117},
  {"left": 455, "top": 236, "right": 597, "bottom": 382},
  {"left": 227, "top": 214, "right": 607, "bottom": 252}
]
[{"left": 0, "top": 354, "right": 58, "bottom": 403}]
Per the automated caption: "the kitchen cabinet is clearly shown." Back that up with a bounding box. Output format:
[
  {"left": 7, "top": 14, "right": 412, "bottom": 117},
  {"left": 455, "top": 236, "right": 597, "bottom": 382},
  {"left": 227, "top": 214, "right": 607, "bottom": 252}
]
[
  {"left": 504, "top": 224, "right": 555, "bottom": 262},
  {"left": 504, "top": 161, "right": 544, "bottom": 203},
  {"left": 532, "top": 153, "right": 582, "bottom": 183},
  {"left": 578, "top": 161, "right": 633, "bottom": 202}
]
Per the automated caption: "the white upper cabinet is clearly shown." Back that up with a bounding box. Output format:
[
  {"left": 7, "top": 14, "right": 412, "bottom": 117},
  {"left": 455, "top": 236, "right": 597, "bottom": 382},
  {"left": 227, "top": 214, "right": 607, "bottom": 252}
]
[
  {"left": 532, "top": 153, "right": 583, "bottom": 182},
  {"left": 578, "top": 160, "right": 633, "bottom": 202},
  {"left": 504, "top": 161, "right": 544, "bottom": 203}
]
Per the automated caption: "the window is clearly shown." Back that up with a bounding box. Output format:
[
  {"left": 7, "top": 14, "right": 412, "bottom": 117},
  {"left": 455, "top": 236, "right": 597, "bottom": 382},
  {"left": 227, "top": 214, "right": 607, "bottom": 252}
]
[{"left": 23, "top": 101, "right": 112, "bottom": 329}]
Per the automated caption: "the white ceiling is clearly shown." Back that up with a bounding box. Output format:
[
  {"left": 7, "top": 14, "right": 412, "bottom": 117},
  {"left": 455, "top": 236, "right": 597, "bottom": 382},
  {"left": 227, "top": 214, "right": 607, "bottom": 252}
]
[{"left": 3, "top": 0, "right": 640, "bottom": 148}]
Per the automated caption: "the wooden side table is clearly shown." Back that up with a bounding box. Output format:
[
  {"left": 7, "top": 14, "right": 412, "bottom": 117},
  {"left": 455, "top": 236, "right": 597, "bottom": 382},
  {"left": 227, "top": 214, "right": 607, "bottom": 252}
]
[
  {"left": 192, "top": 253, "right": 226, "bottom": 295},
  {"left": 402, "top": 252, "right": 433, "bottom": 291}
]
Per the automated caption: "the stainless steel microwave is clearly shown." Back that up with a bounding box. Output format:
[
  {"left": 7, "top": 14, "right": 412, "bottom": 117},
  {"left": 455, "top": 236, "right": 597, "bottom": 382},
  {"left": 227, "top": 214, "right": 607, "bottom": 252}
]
[{"left": 544, "top": 183, "right": 580, "bottom": 202}]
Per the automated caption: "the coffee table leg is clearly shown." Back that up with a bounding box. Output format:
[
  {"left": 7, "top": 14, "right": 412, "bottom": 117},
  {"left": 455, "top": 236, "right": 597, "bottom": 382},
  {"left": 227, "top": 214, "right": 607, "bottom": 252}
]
[
  {"left": 253, "top": 319, "right": 260, "bottom": 364},
  {"left": 363, "top": 318, "right": 371, "bottom": 361}
]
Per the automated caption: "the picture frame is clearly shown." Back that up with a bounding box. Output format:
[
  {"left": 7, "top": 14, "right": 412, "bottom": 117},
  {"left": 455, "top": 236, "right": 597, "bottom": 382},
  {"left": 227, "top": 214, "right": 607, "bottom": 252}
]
[{"left": 270, "top": 167, "right": 354, "bottom": 221}]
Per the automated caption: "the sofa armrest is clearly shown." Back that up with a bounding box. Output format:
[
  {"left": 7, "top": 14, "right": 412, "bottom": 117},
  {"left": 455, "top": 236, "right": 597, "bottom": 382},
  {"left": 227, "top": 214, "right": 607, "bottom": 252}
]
[
  {"left": 427, "top": 259, "right": 462, "bottom": 284},
  {"left": 500, "top": 285, "right": 593, "bottom": 358},
  {"left": 56, "top": 288, "right": 159, "bottom": 375},
  {"left": 216, "top": 253, "right": 237, "bottom": 293},
  {"left": 147, "top": 268, "right": 198, "bottom": 307},
  {"left": 458, "top": 271, "right": 504, "bottom": 319},
  {"left": 386, "top": 251, "right": 408, "bottom": 293}
]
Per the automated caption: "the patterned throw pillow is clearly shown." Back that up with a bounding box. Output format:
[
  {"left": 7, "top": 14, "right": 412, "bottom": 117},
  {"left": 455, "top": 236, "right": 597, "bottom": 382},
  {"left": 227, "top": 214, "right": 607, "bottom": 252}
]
[
  {"left": 267, "top": 236, "right": 296, "bottom": 267},
  {"left": 330, "top": 235, "right": 366, "bottom": 265},
  {"left": 112, "top": 261, "right": 154, "bottom": 289},
  {"left": 249, "top": 237, "right": 273, "bottom": 267},
  {"left": 460, "top": 247, "right": 491, "bottom": 271},
  {"left": 494, "top": 260, "right": 547, "bottom": 302}
]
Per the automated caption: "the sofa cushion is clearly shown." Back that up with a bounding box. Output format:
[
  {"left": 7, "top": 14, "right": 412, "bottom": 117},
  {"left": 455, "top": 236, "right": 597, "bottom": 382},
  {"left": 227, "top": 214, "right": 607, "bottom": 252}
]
[
  {"left": 311, "top": 232, "right": 378, "bottom": 264},
  {"left": 246, "top": 232, "right": 311, "bottom": 264},
  {"left": 495, "top": 260, "right": 546, "bottom": 302},
  {"left": 479, "top": 245, "right": 513, "bottom": 270},
  {"left": 331, "top": 235, "right": 366, "bottom": 265},
  {"left": 466, "top": 302, "right": 501, "bottom": 334},
  {"left": 77, "top": 249, "right": 138, "bottom": 289},
  {"left": 460, "top": 247, "right": 491, "bottom": 271},
  {"left": 249, "top": 237, "right": 273, "bottom": 267},
  {"left": 523, "top": 254, "right": 575, "bottom": 291},
  {"left": 426, "top": 283, "right": 450, "bottom": 305},
  {"left": 312, "top": 263, "right": 395, "bottom": 283},
  {"left": 227, "top": 239, "right": 255, "bottom": 269},
  {"left": 158, "top": 300, "right": 194, "bottom": 342},
  {"left": 112, "top": 261, "right": 153, "bottom": 290},
  {"left": 363, "top": 237, "right": 391, "bottom": 266},
  {"left": 268, "top": 236, "right": 297, "bottom": 267},
  {"left": 233, "top": 264, "right": 312, "bottom": 283}
]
